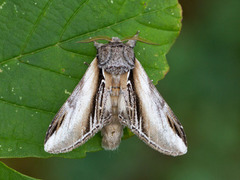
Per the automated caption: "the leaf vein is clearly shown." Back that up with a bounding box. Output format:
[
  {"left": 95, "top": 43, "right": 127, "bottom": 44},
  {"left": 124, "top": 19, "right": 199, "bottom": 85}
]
[
  {"left": 59, "top": 0, "right": 90, "bottom": 40},
  {"left": 60, "top": 8, "right": 177, "bottom": 44},
  {"left": 18, "top": 60, "right": 80, "bottom": 81},
  {"left": 58, "top": 45, "right": 95, "bottom": 58},
  {"left": 1, "top": 6, "right": 177, "bottom": 67},
  {"left": 20, "top": 0, "right": 54, "bottom": 54},
  {"left": 134, "top": 19, "right": 180, "bottom": 32},
  {"left": 0, "top": 99, "right": 55, "bottom": 115}
]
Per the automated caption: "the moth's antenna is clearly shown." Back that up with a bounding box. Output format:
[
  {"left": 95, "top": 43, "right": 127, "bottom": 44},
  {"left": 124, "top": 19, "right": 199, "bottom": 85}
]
[
  {"left": 123, "top": 31, "right": 160, "bottom": 46},
  {"left": 77, "top": 36, "right": 112, "bottom": 43}
]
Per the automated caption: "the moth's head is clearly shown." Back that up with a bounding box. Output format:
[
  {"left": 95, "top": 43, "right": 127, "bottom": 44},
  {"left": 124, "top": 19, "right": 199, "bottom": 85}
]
[{"left": 77, "top": 31, "right": 159, "bottom": 49}]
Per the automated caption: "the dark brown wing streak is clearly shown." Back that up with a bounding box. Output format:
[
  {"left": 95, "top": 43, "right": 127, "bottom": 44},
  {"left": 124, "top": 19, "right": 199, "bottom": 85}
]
[
  {"left": 120, "top": 59, "right": 187, "bottom": 156},
  {"left": 44, "top": 58, "right": 107, "bottom": 154}
]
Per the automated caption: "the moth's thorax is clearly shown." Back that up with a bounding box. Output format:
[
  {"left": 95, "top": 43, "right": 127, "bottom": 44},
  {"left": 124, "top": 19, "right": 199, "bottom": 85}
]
[{"left": 96, "top": 42, "right": 135, "bottom": 75}]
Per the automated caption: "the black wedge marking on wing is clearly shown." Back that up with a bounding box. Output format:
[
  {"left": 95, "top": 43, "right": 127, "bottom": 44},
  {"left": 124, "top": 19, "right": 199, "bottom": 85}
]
[
  {"left": 44, "top": 110, "right": 66, "bottom": 143},
  {"left": 167, "top": 113, "right": 187, "bottom": 146},
  {"left": 57, "top": 114, "right": 65, "bottom": 131},
  {"left": 167, "top": 116, "right": 173, "bottom": 129}
]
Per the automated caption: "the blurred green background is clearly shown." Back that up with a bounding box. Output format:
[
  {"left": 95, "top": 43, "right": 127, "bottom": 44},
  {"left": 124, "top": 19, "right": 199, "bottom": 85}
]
[{"left": 2, "top": 0, "right": 240, "bottom": 179}]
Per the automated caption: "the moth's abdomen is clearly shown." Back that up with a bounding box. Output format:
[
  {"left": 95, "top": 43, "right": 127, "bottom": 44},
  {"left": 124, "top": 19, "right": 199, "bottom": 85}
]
[
  {"left": 101, "top": 86, "right": 123, "bottom": 150},
  {"left": 111, "top": 87, "right": 119, "bottom": 116},
  {"left": 101, "top": 72, "right": 128, "bottom": 150}
]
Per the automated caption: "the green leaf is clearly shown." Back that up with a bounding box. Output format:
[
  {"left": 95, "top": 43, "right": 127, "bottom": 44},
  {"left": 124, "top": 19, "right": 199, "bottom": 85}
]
[
  {"left": 0, "top": 161, "right": 36, "bottom": 180},
  {"left": 0, "top": 0, "right": 182, "bottom": 159}
]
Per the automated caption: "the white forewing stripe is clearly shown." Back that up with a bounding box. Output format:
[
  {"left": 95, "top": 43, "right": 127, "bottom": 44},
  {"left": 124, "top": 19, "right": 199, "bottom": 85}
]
[
  {"left": 44, "top": 58, "right": 102, "bottom": 153},
  {"left": 45, "top": 124, "right": 102, "bottom": 153},
  {"left": 89, "top": 115, "right": 93, "bottom": 131},
  {"left": 130, "top": 121, "right": 186, "bottom": 156},
  {"left": 130, "top": 127, "right": 176, "bottom": 156},
  {"left": 139, "top": 116, "right": 142, "bottom": 132},
  {"left": 126, "top": 81, "right": 138, "bottom": 129},
  {"left": 95, "top": 80, "right": 105, "bottom": 124},
  {"left": 132, "top": 59, "right": 187, "bottom": 155}
]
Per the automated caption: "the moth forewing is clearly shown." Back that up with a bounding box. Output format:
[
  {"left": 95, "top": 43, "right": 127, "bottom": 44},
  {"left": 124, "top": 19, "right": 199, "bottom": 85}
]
[
  {"left": 129, "top": 59, "right": 187, "bottom": 156},
  {"left": 44, "top": 33, "right": 187, "bottom": 156},
  {"left": 44, "top": 58, "right": 102, "bottom": 154}
]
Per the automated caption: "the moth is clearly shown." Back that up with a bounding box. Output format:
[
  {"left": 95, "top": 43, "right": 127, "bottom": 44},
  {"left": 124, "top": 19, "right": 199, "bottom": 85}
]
[{"left": 44, "top": 32, "right": 187, "bottom": 156}]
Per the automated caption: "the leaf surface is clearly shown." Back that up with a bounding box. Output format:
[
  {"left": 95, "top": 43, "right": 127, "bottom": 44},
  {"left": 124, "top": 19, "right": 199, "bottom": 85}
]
[{"left": 0, "top": 0, "right": 182, "bottom": 159}]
